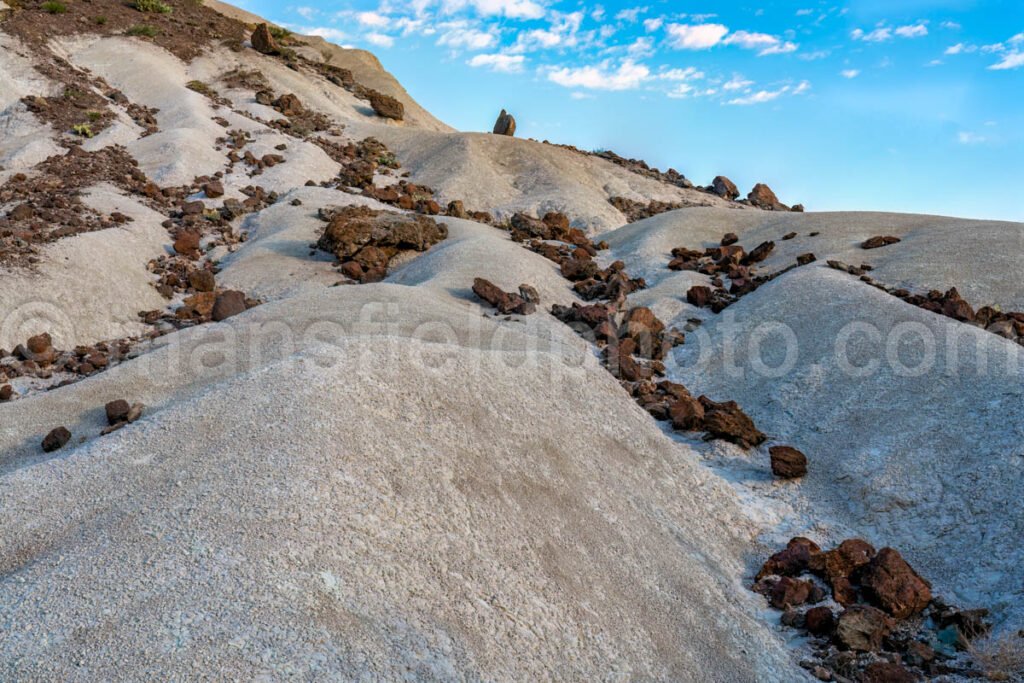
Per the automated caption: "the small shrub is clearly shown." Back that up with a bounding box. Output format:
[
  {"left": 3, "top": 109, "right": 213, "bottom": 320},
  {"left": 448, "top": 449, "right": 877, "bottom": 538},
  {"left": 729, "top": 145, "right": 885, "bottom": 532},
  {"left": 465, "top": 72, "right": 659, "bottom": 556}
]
[
  {"left": 968, "top": 633, "right": 1024, "bottom": 681},
  {"left": 126, "top": 24, "right": 159, "bottom": 37},
  {"left": 133, "top": 0, "right": 172, "bottom": 13},
  {"left": 86, "top": 111, "right": 103, "bottom": 122},
  {"left": 185, "top": 80, "right": 210, "bottom": 94},
  {"left": 94, "top": 16, "right": 107, "bottom": 24},
  {"left": 72, "top": 123, "right": 94, "bottom": 138},
  {"left": 41, "top": 1, "right": 67, "bottom": 13},
  {"left": 268, "top": 25, "right": 291, "bottom": 41}
]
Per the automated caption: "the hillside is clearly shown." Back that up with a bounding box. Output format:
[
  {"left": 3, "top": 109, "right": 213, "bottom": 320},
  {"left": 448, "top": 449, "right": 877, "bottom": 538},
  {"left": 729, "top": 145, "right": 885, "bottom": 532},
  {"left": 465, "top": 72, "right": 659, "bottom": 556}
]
[{"left": 1, "top": 1, "right": 1022, "bottom": 680}]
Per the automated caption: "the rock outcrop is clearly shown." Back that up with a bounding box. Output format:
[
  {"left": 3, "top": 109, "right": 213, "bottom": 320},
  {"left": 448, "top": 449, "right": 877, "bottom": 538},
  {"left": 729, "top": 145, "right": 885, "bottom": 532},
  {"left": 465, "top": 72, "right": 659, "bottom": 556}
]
[{"left": 492, "top": 109, "right": 516, "bottom": 136}]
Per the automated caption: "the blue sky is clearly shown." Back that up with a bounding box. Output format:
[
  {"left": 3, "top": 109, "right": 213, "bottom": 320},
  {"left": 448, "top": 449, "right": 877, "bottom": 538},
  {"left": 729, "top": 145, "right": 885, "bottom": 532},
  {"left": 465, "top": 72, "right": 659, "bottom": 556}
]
[{"left": 239, "top": 0, "right": 1022, "bottom": 221}]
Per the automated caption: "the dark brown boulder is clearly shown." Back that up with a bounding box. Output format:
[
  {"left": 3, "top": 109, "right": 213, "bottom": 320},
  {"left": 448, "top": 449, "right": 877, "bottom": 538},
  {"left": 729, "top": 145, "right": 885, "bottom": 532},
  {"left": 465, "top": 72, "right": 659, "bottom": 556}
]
[
  {"left": 212, "top": 291, "right": 247, "bottom": 321},
  {"left": 720, "top": 232, "right": 739, "bottom": 246},
  {"left": 748, "top": 183, "right": 789, "bottom": 211},
  {"left": 796, "top": 253, "right": 816, "bottom": 266},
  {"left": 769, "top": 577, "right": 814, "bottom": 609},
  {"left": 712, "top": 176, "right": 740, "bottom": 200},
  {"left": 446, "top": 200, "right": 467, "bottom": 219},
  {"left": 742, "top": 240, "right": 775, "bottom": 265},
  {"left": 770, "top": 446, "right": 808, "bottom": 479},
  {"left": 669, "top": 395, "right": 705, "bottom": 431},
  {"left": 251, "top": 24, "right": 279, "bottom": 55},
  {"left": 757, "top": 537, "right": 822, "bottom": 580},
  {"left": 105, "top": 399, "right": 131, "bottom": 426},
  {"left": 804, "top": 606, "right": 836, "bottom": 636},
  {"left": 492, "top": 109, "right": 516, "bottom": 136},
  {"left": 810, "top": 538, "right": 876, "bottom": 605},
  {"left": 174, "top": 231, "right": 201, "bottom": 256},
  {"left": 859, "top": 548, "right": 932, "bottom": 619},
  {"left": 273, "top": 93, "right": 304, "bottom": 116},
  {"left": 20, "top": 333, "right": 57, "bottom": 365},
  {"left": 203, "top": 180, "right": 225, "bottom": 198},
  {"left": 699, "top": 397, "right": 766, "bottom": 449},
  {"left": 188, "top": 269, "right": 216, "bottom": 292},
  {"left": 367, "top": 90, "right": 404, "bottom": 121},
  {"left": 42, "top": 426, "right": 72, "bottom": 453},
  {"left": 472, "top": 278, "right": 534, "bottom": 315},
  {"left": 861, "top": 662, "right": 920, "bottom": 683},
  {"left": 835, "top": 605, "right": 894, "bottom": 652},
  {"left": 862, "top": 235, "right": 901, "bottom": 249},
  {"left": 687, "top": 285, "right": 712, "bottom": 308},
  {"left": 0, "top": 385, "right": 14, "bottom": 402}
]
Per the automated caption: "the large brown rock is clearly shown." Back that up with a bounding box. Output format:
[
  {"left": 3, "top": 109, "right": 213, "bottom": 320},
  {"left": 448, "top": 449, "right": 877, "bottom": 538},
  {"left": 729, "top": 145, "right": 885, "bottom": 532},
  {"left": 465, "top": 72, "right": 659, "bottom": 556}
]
[
  {"left": 472, "top": 278, "right": 533, "bottom": 315},
  {"left": 367, "top": 90, "right": 405, "bottom": 121},
  {"left": 861, "top": 662, "right": 920, "bottom": 683},
  {"left": 699, "top": 397, "right": 766, "bottom": 449},
  {"left": 757, "top": 537, "right": 822, "bottom": 580},
  {"left": 770, "top": 446, "right": 808, "bottom": 479},
  {"left": 835, "top": 605, "right": 894, "bottom": 652},
  {"left": 712, "top": 176, "right": 739, "bottom": 200},
  {"left": 251, "top": 23, "right": 280, "bottom": 55},
  {"left": 862, "top": 235, "right": 901, "bottom": 249},
  {"left": 810, "top": 538, "right": 876, "bottom": 605},
  {"left": 318, "top": 206, "right": 447, "bottom": 268},
  {"left": 105, "top": 399, "right": 131, "bottom": 426},
  {"left": 492, "top": 109, "right": 516, "bottom": 136},
  {"left": 804, "top": 606, "right": 836, "bottom": 636},
  {"left": 212, "top": 291, "right": 247, "bottom": 322},
  {"left": 42, "top": 426, "right": 72, "bottom": 453},
  {"left": 669, "top": 395, "right": 705, "bottom": 431},
  {"left": 747, "top": 183, "right": 789, "bottom": 211},
  {"left": 769, "top": 577, "right": 815, "bottom": 609},
  {"left": 859, "top": 548, "right": 932, "bottom": 619}
]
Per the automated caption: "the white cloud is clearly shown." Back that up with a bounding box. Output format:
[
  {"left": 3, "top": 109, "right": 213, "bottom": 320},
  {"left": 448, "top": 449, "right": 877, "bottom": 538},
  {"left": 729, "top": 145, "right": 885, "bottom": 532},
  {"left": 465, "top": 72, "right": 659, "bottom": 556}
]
[
  {"left": 666, "top": 23, "right": 729, "bottom": 50},
  {"left": 570, "top": 91, "right": 595, "bottom": 99},
  {"left": 627, "top": 36, "right": 655, "bottom": 58},
  {"left": 989, "top": 51, "right": 1024, "bottom": 70},
  {"left": 659, "top": 66, "right": 704, "bottom": 81},
  {"left": 944, "top": 43, "right": 977, "bottom": 55},
  {"left": 468, "top": 53, "right": 525, "bottom": 72},
  {"left": 295, "top": 6, "right": 317, "bottom": 20},
  {"left": 510, "top": 11, "right": 583, "bottom": 52},
  {"left": 841, "top": 69, "right": 860, "bottom": 78},
  {"left": 615, "top": 7, "right": 646, "bottom": 22},
  {"left": 940, "top": 21, "right": 961, "bottom": 30},
  {"left": 759, "top": 40, "right": 798, "bottom": 55},
  {"left": 722, "top": 75, "right": 753, "bottom": 90},
  {"left": 792, "top": 80, "right": 811, "bottom": 94},
  {"left": 356, "top": 11, "right": 390, "bottom": 27},
  {"left": 365, "top": 32, "right": 395, "bottom": 48},
  {"left": 591, "top": 6, "right": 605, "bottom": 21},
  {"left": 799, "top": 49, "right": 831, "bottom": 61},
  {"left": 441, "top": 0, "right": 545, "bottom": 20},
  {"left": 547, "top": 59, "right": 650, "bottom": 90},
  {"left": 723, "top": 30, "right": 778, "bottom": 49},
  {"left": 438, "top": 27, "right": 497, "bottom": 50},
  {"left": 643, "top": 17, "right": 663, "bottom": 32},
  {"left": 305, "top": 27, "right": 349, "bottom": 43},
  {"left": 796, "top": 9, "right": 813, "bottom": 16},
  {"left": 926, "top": 59, "right": 943, "bottom": 67},
  {"left": 852, "top": 27, "right": 892, "bottom": 42},
  {"left": 1011, "top": 33, "right": 1024, "bottom": 44},
  {"left": 894, "top": 23, "right": 928, "bottom": 38},
  {"left": 727, "top": 87, "right": 789, "bottom": 105},
  {"left": 957, "top": 131, "right": 986, "bottom": 144},
  {"left": 667, "top": 83, "right": 695, "bottom": 98}
]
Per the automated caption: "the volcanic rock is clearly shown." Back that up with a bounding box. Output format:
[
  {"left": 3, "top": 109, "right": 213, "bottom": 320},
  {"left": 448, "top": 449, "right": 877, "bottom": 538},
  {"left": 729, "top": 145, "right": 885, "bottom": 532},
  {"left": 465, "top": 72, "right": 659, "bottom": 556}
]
[
  {"left": 42, "top": 426, "right": 72, "bottom": 453},
  {"left": 669, "top": 395, "right": 705, "bottom": 431},
  {"left": 757, "top": 537, "right": 822, "bottom": 580},
  {"left": 188, "top": 269, "right": 216, "bottom": 292},
  {"left": 105, "top": 399, "right": 131, "bottom": 425},
  {"left": 770, "top": 446, "right": 808, "bottom": 479},
  {"left": 804, "top": 606, "right": 836, "bottom": 636},
  {"left": 835, "top": 605, "right": 894, "bottom": 652},
  {"left": 859, "top": 548, "right": 932, "bottom": 619},
  {"left": 748, "top": 183, "right": 789, "bottom": 211},
  {"left": 203, "top": 180, "right": 224, "bottom": 198},
  {"left": 493, "top": 109, "right": 516, "bottom": 136},
  {"left": 212, "top": 291, "right": 247, "bottom": 321},
  {"left": 368, "top": 90, "right": 404, "bottom": 121},
  {"left": 712, "top": 176, "right": 740, "bottom": 200},
  {"left": 720, "top": 232, "right": 739, "bottom": 246},
  {"left": 699, "top": 397, "right": 766, "bottom": 449},
  {"left": 769, "top": 577, "right": 815, "bottom": 609},
  {"left": 472, "top": 278, "right": 534, "bottom": 315},
  {"left": 862, "top": 236, "right": 901, "bottom": 249},
  {"left": 860, "top": 662, "right": 920, "bottom": 683},
  {"left": 251, "top": 24, "right": 279, "bottom": 55}
]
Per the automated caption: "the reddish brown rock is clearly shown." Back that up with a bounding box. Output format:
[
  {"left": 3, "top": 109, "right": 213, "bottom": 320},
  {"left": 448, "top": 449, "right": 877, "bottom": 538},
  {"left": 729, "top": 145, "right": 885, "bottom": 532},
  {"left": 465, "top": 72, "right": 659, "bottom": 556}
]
[
  {"left": 712, "top": 176, "right": 740, "bottom": 200},
  {"left": 859, "top": 548, "right": 932, "bottom": 619},
  {"left": 174, "top": 231, "right": 201, "bottom": 256},
  {"left": 492, "top": 109, "right": 516, "bottom": 136},
  {"left": 0, "top": 385, "right": 14, "bottom": 402},
  {"left": 720, "top": 232, "right": 739, "bottom": 246},
  {"left": 804, "top": 606, "right": 836, "bottom": 636},
  {"left": 105, "top": 399, "right": 131, "bottom": 426},
  {"left": 367, "top": 90, "right": 405, "bottom": 121},
  {"left": 669, "top": 395, "right": 705, "bottom": 431},
  {"left": 770, "top": 446, "right": 808, "bottom": 479},
  {"left": 446, "top": 200, "right": 467, "bottom": 218},
  {"left": 757, "top": 537, "right": 822, "bottom": 580},
  {"left": 742, "top": 240, "right": 775, "bottom": 265},
  {"left": 860, "top": 662, "right": 920, "bottom": 683},
  {"left": 748, "top": 183, "right": 789, "bottom": 211},
  {"left": 212, "top": 291, "right": 247, "bottom": 321},
  {"left": 203, "top": 180, "right": 225, "bottom": 198},
  {"left": 835, "top": 605, "right": 895, "bottom": 652},
  {"left": 797, "top": 253, "right": 817, "bottom": 266},
  {"left": 862, "top": 235, "right": 901, "bottom": 249},
  {"left": 251, "top": 23, "right": 280, "bottom": 55},
  {"left": 687, "top": 285, "right": 712, "bottom": 308},
  {"left": 811, "top": 538, "right": 876, "bottom": 587},
  {"left": 472, "top": 278, "right": 534, "bottom": 315},
  {"left": 769, "top": 577, "right": 815, "bottom": 609},
  {"left": 273, "top": 93, "right": 304, "bottom": 116},
  {"left": 188, "top": 269, "right": 216, "bottom": 292},
  {"left": 42, "top": 426, "right": 72, "bottom": 453},
  {"left": 699, "top": 397, "right": 766, "bottom": 449}
]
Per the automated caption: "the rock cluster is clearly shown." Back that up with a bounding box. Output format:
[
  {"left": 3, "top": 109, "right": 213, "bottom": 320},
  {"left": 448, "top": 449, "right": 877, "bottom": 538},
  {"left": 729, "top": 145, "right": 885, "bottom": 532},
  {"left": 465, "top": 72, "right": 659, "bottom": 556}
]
[
  {"left": 746, "top": 183, "right": 795, "bottom": 211},
  {"left": 102, "top": 399, "right": 144, "bottom": 435},
  {"left": 608, "top": 196, "right": 691, "bottom": 223},
  {"left": 669, "top": 234, "right": 818, "bottom": 312},
  {"left": 492, "top": 109, "right": 516, "bottom": 136},
  {"left": 711, "top": 175, "right": 740, "bottom": 200},
  {"left": 826, "top": 261, "right": 1024, "bottom": 347},
  {"left": 367, "top": 90, "right": 405, "bottom": 121},
  {"left": 1, "top": 332, "right": 140, "bottom": 390},
  {"left": 863, "top": 235, "right": 901, "bottom": 249},
  {"left": 316, "top": 206, "right": 448, "bottom": 282},
  {"left": 755, "top": 537, "right": 990, "bottom": 681},
  {"left": 472, "top": 279, "right": 538, "bottom": 315}
]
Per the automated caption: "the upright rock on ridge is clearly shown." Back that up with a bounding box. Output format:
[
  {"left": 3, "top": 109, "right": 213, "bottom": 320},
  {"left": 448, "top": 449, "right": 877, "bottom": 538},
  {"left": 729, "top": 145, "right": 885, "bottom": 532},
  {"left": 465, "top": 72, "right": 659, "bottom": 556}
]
[
  {"left": 368, "top": 90, "right": 405, "bottom": 121},
  {"left": 251, "top": 24, "right": 279, "bottom": 56},
  {"left": 748, "top": 183, "right": 790, "bottom": 211},
  {"left": 493, "top": 109, "right": 517, "bottom": 136},
  {"left": 712, "top": 175, "right": 740, "bottom": 200}
]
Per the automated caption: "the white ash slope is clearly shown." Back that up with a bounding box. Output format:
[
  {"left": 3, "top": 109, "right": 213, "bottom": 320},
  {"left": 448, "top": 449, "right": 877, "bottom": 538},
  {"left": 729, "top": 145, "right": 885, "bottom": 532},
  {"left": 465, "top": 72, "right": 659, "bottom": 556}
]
[{"left": 602, "top": 208, "right": 1024, "bottom": 629}]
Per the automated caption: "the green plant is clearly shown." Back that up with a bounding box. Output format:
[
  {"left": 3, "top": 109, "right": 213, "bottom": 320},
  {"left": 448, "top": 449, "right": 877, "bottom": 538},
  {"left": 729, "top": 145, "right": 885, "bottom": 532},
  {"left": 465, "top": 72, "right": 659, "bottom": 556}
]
[
  {"left": 41, "top": 1, "right": 67, "bottom": 14},
  {"left": 268, "top": 25, "right": 291, "bottom": 41},
  {"left": 133, "top": 0, "right": 172, "bottom": 13},
  {"left": 72, "top": 123, "right": 94, "bottom": 138},
  {"left": 94, "top": 15, "right": 107, "bottom": 24},
  {"left": 126, "top": 24, "right": 159, "bottom": 37},
  {"left": 86, "top": 111, "right": 102, "bottom": 122},
  {"left": 185, "top": 80, "right": 210, "bottom": 94}
]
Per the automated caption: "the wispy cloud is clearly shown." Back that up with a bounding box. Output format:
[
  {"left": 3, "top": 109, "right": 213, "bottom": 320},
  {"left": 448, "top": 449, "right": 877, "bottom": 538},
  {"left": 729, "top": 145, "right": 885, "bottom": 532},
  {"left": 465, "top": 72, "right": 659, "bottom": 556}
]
[
  {"left": 989, "top": 51, "right": 1024, "bottom": 70},
  {"left": 852, "top": 24, "right": 928, "bottom": 43},
  {"left": 547, "top": 59, "right": 650, "bottom": 90},
  {"left": 957, "top": 131, "right": 986, "bottom": 144},
  {"left": 841, "top": 69, "right": 860, "bottom": 78},
  {"left": 727, "top": 81, "right": 808, "bottom": 105},
  {"left": 468, "top": 52, "right": 525, "bottom": 72},
  {"left": 666, "top": 23, "right": 729, "bottom": 50},
  {"left": 723, "top": 30, "right": 798, "bottom": 56}
]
